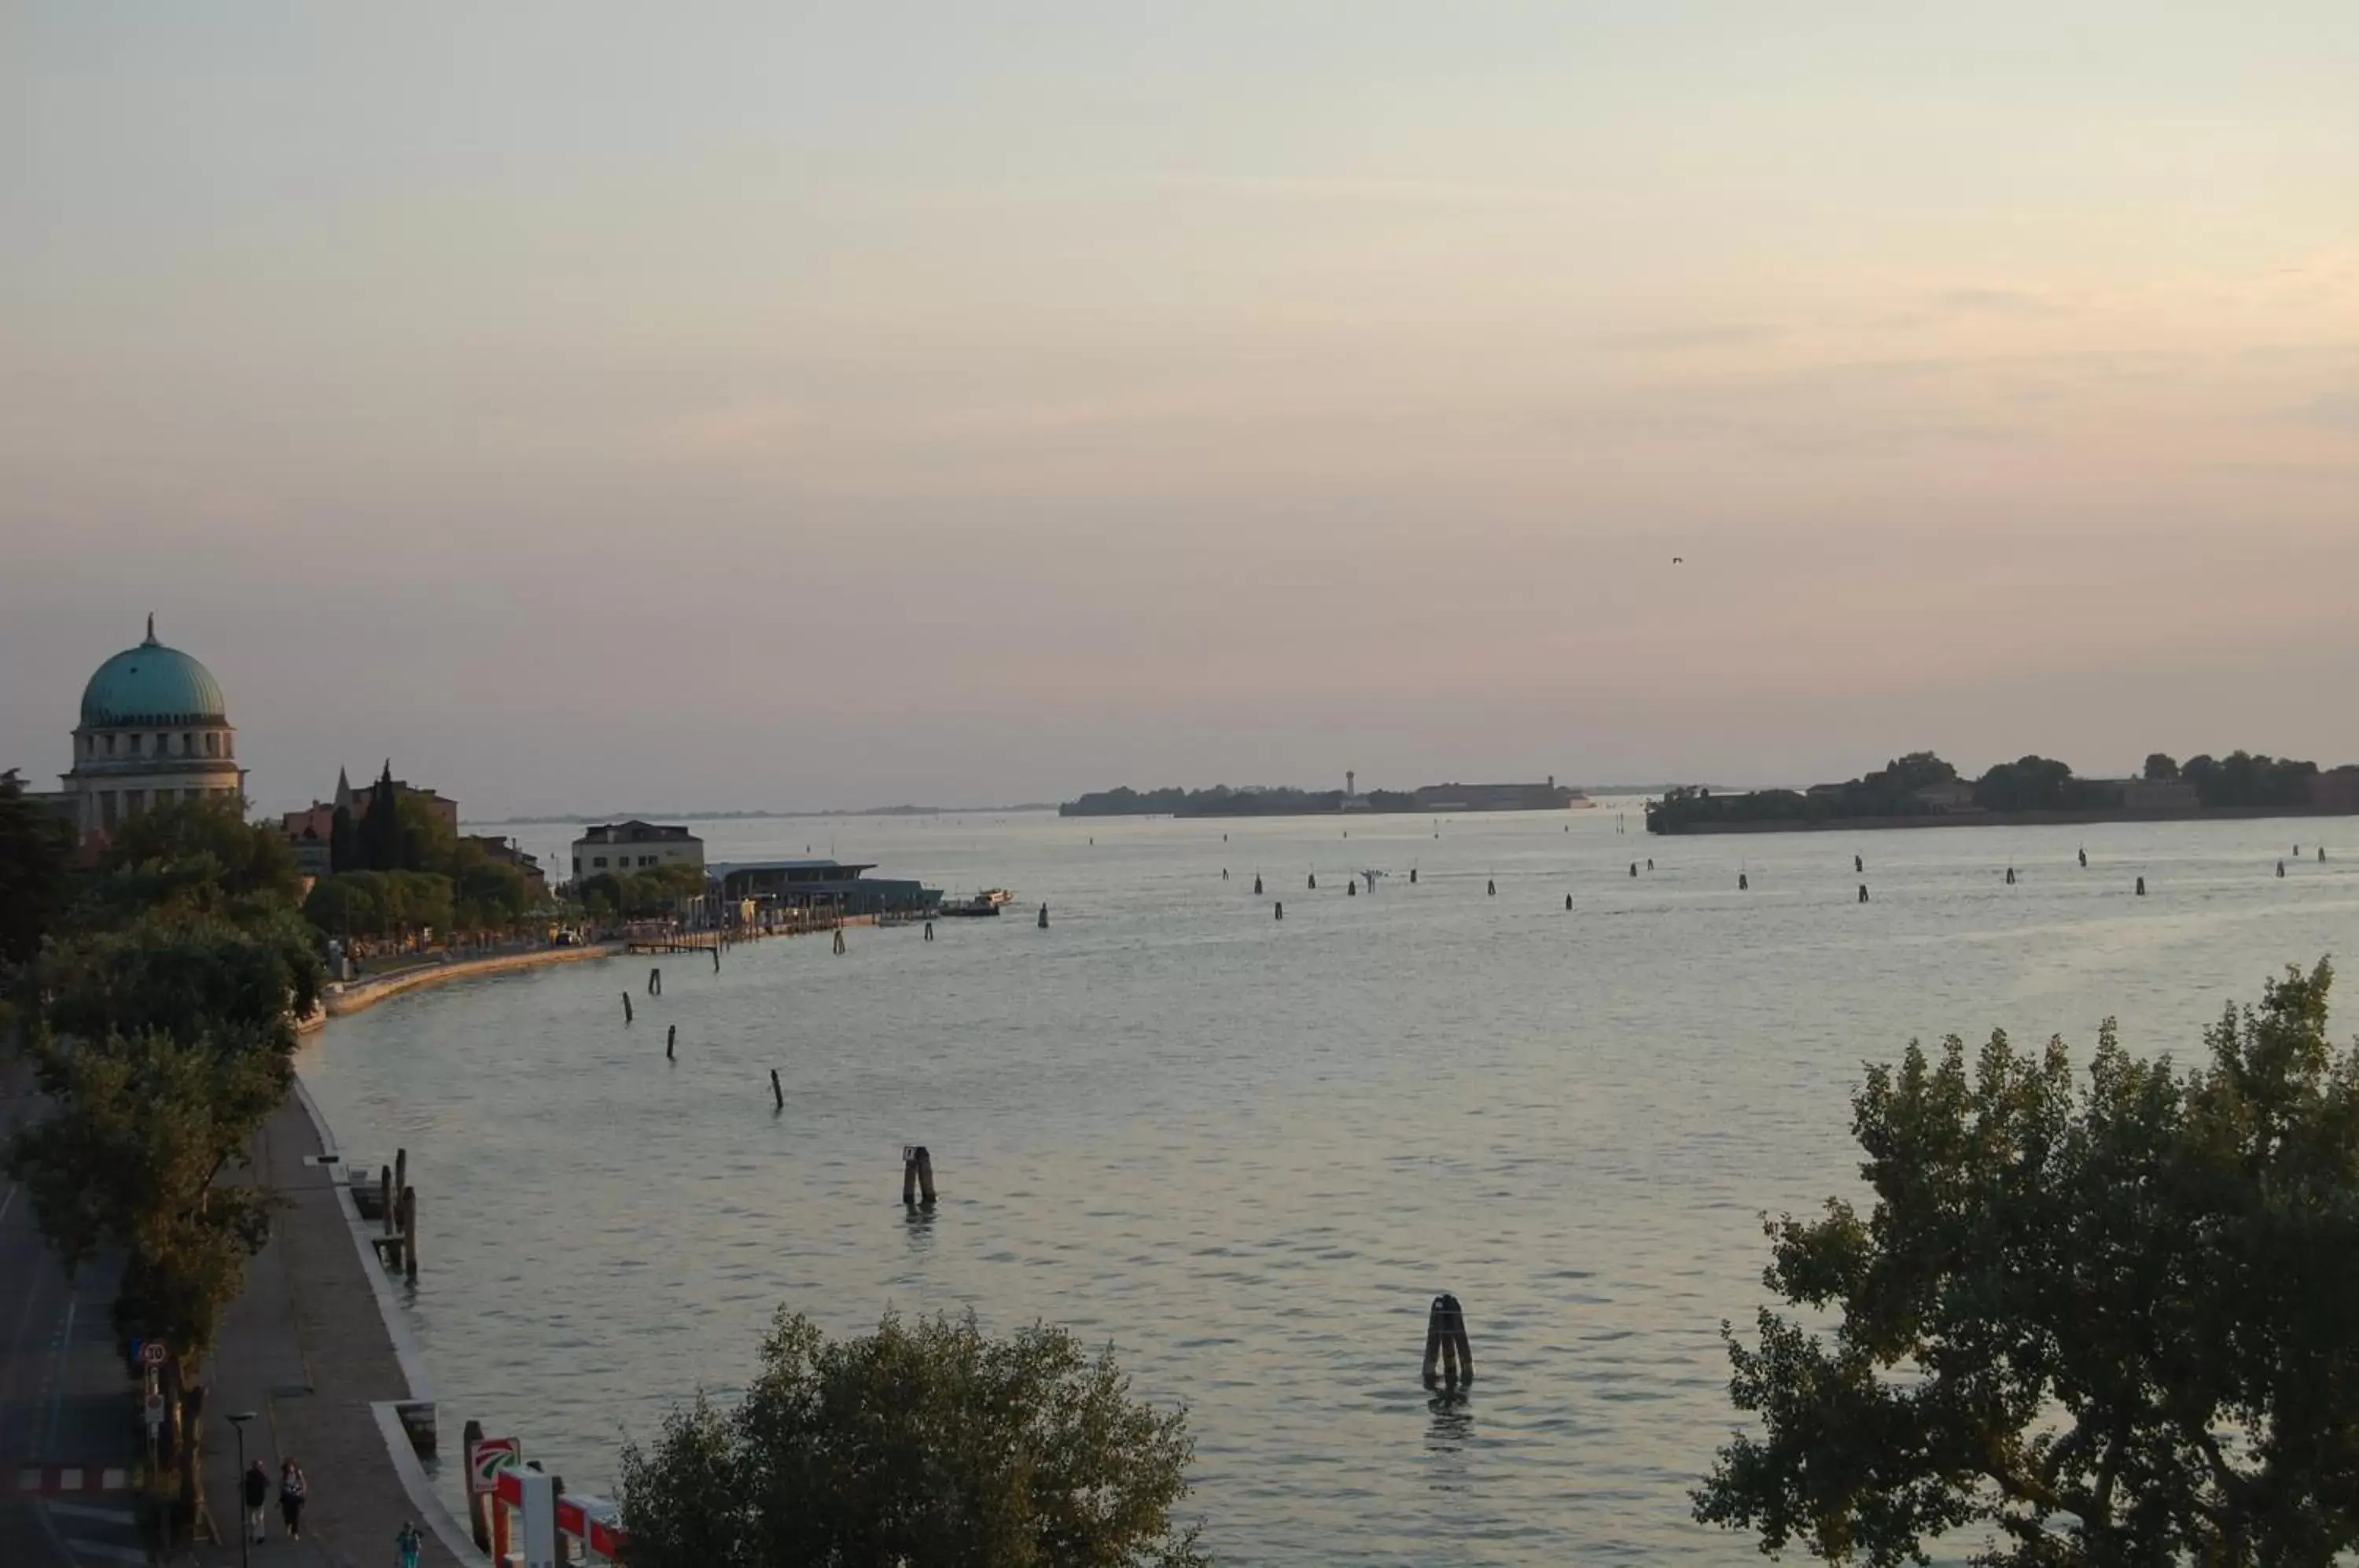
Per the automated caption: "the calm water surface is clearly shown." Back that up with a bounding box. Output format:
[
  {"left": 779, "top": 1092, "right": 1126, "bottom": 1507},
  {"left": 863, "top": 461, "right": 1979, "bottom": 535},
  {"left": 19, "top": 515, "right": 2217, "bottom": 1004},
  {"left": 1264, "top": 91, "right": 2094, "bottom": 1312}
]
[{"left": 302, "top": 807, "right": 2358, "bottom": 1564}]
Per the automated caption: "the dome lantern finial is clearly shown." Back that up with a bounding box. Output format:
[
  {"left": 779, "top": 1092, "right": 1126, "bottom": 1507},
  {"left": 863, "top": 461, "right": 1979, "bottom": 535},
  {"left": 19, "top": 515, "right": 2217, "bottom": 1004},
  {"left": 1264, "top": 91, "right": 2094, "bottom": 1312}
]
[{"left": 143, "top": 613, "right": 157, "bottom": 646}]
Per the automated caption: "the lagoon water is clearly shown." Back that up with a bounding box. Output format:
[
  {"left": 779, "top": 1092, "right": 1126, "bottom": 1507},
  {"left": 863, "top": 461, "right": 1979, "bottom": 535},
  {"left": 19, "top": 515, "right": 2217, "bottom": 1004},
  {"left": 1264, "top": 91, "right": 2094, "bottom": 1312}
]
[{"left": 303, "top": 805, "right": 2358, "bottom": 1564}]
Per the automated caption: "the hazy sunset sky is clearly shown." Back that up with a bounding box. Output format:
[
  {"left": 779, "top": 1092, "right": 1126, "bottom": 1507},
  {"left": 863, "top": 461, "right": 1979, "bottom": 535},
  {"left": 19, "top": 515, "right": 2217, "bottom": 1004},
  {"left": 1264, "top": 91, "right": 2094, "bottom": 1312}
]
[{"left": 6, "top": 4, "right": 2355, "bottom": 815}]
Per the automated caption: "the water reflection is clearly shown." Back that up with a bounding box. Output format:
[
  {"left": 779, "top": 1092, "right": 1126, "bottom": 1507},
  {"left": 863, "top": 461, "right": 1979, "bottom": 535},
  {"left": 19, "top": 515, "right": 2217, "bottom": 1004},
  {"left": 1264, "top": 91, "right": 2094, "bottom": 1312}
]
[
  {"left": 900, "top": 1204, "right": 937, "bottom": 1253},
  {"left": 1425, "top": 1393, "right": 1474, "bottom": 1496}
]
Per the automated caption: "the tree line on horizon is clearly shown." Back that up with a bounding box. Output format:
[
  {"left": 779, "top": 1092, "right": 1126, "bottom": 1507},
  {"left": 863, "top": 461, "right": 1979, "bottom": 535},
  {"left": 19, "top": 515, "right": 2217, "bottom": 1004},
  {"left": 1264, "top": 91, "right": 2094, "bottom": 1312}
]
[{"left": 1649, "top": 748, "right": 2338, "bottom": 833}]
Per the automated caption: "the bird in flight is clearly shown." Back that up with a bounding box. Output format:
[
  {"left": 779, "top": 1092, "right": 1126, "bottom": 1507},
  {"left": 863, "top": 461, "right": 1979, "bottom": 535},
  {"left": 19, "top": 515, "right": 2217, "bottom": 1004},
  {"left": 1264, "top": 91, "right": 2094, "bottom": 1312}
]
[{"left": 1672, "top": 556, "right": 1684, "bottom": 564}]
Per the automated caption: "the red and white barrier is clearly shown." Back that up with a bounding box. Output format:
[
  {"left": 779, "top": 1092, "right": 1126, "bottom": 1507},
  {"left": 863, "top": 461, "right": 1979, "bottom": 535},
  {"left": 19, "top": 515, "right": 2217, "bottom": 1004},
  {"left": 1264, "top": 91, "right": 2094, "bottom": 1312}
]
[
  {"left": 13, "top": 1465, "right": 132, "bottom": 1495},
  {"left": 489, "top": 1462, "right": 629, "bottom": 1562}
]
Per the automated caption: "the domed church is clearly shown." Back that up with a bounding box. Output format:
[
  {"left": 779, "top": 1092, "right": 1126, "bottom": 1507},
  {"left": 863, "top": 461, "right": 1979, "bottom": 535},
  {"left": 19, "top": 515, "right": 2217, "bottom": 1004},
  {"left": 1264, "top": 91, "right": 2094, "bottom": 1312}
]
[{"left": 61, "top": 616, "right": 245, "bottom": 839}]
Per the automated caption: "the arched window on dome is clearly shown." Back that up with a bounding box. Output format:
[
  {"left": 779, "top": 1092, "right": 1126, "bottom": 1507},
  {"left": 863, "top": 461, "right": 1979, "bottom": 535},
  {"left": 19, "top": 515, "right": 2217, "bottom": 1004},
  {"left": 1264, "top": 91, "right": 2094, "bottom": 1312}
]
[
  {"left": 105, "top": 734, "right": 117, "bottom": 757},
  {"left": 224, "top": 734, "right": 234, "bottom": 759},
  {"left": 205, "top": 732, "right": 219, "bottom": 757}
]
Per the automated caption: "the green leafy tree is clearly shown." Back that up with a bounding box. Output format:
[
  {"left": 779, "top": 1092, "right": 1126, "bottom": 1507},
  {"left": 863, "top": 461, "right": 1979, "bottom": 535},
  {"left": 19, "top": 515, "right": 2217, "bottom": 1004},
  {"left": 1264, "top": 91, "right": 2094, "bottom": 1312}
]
[
  {"left": 396, "top": 790, "right": 458, "bottom": 874},
  {"left": 5, "top": 1020, "right": 285, "bottom": 1499},
  {"left": 2180, "top": 750, "right": 2320, "bottom": 810},
  {"left": 42, "top": 914, "right": 322, "bottom": 1062},
  {"left": 1695, "top": 960, "right": 2359, "bottom": 1566},
  {"left": 620, "top": 1310, "right": 1205, "bottom": 1568},
  {"left": 579, "top": 864, "right": 706, "bottom": 921},
  {"left": 1863, "top": 752, "right": 1959, "bottom": 797},
  {"left": 87, "top": 795, "right": 304, "bottom": 918},
  {"left": 0, "top": 771, "right": 75, "bottom": 971},
  {"left": 304, "top": 872, "right": 381, "bottom": 937},
  {"left": 2143, "top": 752, "right": 2180, "bottom": 782},
  {"left": 452, "top": 852, "right": 535, "bottom": 932},
  {"left": 329, "top": 803, "right": 358, "bottom": 874},
  {"left": 6, "top": 1024, "right": 282, "bottom": 1360}
]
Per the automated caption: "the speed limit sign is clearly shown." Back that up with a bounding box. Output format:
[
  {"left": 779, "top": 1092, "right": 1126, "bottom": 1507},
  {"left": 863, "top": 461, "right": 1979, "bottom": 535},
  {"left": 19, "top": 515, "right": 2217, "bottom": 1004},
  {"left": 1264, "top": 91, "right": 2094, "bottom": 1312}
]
[{"left": 142, "top": 1342, "right": 167, "bottom": 1369}]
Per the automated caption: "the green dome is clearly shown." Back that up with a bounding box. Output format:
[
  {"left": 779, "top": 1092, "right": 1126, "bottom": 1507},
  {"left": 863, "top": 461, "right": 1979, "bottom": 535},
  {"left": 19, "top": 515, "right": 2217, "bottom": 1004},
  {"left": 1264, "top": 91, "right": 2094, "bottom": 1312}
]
[{"left": 79, "top": 622, "right": 227, "bottom": 727}]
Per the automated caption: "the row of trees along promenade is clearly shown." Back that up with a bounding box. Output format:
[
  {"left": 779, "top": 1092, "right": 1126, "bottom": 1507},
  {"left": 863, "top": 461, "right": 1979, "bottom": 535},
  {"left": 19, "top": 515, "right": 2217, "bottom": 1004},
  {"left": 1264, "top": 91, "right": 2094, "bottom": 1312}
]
[
  {"left": 9, "top": 771, "right": 2359, "bottom": 1564},
  {"left": 1649, "top": 747, "right": 2348, "bottom": 833},
  {"left": 1, "top": 782, "right": 322, "bottom": 1546}
]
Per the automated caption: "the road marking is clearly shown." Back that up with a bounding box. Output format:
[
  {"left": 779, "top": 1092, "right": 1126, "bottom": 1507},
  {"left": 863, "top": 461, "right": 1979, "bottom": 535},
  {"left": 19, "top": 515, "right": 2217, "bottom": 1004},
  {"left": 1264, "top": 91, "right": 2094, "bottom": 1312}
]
[
  {"left": 46, "top": 1295, "right": 79, "bottom": 1452},
  {"left": 64, "top": 1537, "right": 149, "bottom": 1565},
  {"left": 45, "top": 1501, "right": 135, "bottom": 1525}
]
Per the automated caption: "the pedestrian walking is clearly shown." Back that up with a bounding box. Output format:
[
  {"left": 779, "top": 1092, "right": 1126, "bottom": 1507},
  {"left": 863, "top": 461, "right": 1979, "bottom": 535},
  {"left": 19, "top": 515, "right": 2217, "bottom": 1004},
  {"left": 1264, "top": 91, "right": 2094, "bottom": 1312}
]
[
  {"left": 241, "top": 1459, "right": 270, "bottom": 1544},
  {"left": 279, "top": 1457, "right": 307, "bottom": 1540},
  {"left": 397, "top": 1519, "right": 425, "bottom": 1568}
]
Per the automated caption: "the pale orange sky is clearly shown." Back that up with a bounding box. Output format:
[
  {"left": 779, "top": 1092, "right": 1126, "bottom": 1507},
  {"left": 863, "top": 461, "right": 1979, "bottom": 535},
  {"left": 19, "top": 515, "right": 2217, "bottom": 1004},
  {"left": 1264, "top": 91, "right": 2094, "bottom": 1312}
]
[{"left": 4, "top": 5, "right": 2355, "bottom": 813}]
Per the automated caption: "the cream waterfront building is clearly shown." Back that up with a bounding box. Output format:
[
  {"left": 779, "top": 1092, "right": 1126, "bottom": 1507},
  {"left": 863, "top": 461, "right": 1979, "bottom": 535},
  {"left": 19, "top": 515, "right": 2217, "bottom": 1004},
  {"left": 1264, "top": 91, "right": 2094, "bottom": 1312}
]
[{"left": 61, "top": 617, "right": 245, "bottom": 839}]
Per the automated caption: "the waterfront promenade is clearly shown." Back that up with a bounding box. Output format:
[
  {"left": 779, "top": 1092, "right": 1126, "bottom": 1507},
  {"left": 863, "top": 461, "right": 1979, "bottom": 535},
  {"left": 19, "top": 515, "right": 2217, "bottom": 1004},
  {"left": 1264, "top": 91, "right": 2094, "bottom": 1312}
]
[
  {"left": 178, "top": 1090, "right": 477, "bottom": 1568},
  {"left": 323, "top": 941, "right": 624, "bottom": 1018}
]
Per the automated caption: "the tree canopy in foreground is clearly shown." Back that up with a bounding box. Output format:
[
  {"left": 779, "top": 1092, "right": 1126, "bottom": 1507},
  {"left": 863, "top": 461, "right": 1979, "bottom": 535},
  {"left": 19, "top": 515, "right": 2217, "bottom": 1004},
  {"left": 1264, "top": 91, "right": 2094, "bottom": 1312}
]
[
  {"left": 1695, "top": 959, "right": 2359, "bottom": 1566},
  {"left": 620, "top": 1310, "right": 1205, "bottom": 1568}
]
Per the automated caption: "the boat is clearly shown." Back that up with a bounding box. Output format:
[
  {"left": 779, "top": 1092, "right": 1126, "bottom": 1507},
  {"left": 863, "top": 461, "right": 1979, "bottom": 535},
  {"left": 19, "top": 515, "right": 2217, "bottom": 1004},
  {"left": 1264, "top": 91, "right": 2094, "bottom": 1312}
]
[{"left": 940, "top": 890, "right": 1010, "bottom": 917}]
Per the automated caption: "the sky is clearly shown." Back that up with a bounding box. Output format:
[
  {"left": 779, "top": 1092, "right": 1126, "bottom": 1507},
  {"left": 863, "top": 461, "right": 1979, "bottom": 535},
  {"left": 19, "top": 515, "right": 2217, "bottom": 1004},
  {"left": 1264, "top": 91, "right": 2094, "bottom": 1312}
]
[{"left": 5, "top": 3, "right": 2356, "bottom": 817}]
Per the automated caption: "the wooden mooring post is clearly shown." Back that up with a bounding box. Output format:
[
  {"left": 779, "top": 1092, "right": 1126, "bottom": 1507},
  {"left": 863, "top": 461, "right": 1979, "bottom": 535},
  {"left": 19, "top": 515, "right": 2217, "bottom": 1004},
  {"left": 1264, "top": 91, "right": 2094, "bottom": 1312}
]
[
  {"left": 1422, "top": 1294, "right": 1474, "bottom": 1390},
  {"left": 771, "top": 1069, "right": 783, "bottom": 1111},
  {"left": 399, "top": 1185, "right": 418, "bottom": 1281},
  {"left": 902, "top": 1145, "right": 937, "bottom": 1207},
  {"left": 647, "top": 966, "right": 661, "bottom": 996}
]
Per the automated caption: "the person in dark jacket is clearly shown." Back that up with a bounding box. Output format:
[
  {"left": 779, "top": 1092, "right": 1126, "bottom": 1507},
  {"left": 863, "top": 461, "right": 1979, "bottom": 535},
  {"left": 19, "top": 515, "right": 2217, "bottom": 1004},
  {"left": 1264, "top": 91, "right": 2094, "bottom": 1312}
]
[{"left": 241, "top": 1460, "right": 270, "bottom": 1543}]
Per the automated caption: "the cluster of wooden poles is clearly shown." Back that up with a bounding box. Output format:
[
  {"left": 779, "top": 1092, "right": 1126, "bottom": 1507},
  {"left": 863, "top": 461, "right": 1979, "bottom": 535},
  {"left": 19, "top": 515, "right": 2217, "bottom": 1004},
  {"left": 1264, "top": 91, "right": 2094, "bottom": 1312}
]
[
  {"left": 359, "top": 1147, "right": 421, "bottom": 1283},
  {"left": 1216, "top": 841, "right": 2333, "bottom": 910}
]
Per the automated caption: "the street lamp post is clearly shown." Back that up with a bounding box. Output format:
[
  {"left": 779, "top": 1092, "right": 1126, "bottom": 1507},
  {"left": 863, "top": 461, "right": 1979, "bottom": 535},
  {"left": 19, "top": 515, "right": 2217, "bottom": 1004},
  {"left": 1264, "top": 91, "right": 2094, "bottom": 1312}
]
[{"left": 226, "top": 1412, "right": 256, "bottom": 1568}]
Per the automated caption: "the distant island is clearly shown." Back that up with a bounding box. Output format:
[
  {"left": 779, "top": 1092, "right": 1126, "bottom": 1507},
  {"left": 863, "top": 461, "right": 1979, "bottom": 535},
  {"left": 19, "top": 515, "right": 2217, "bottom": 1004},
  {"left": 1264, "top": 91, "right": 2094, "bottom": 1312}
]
[
  {"left": 1647, "top": 750, "right": 2359, "bottom": 835},
  {"left": 1062, "top": 780, "right": 1585, "bottom": 818},
  {"left": 469, "top": 804, "right": 1057, "bottom": 826}
]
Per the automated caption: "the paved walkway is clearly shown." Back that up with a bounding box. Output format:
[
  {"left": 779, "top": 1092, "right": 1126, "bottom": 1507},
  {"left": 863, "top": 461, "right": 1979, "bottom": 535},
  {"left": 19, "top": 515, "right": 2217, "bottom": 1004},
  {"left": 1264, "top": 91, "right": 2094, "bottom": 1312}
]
[{"left": 176, "top": 1095, "right": 473, "bottom": 1568}]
